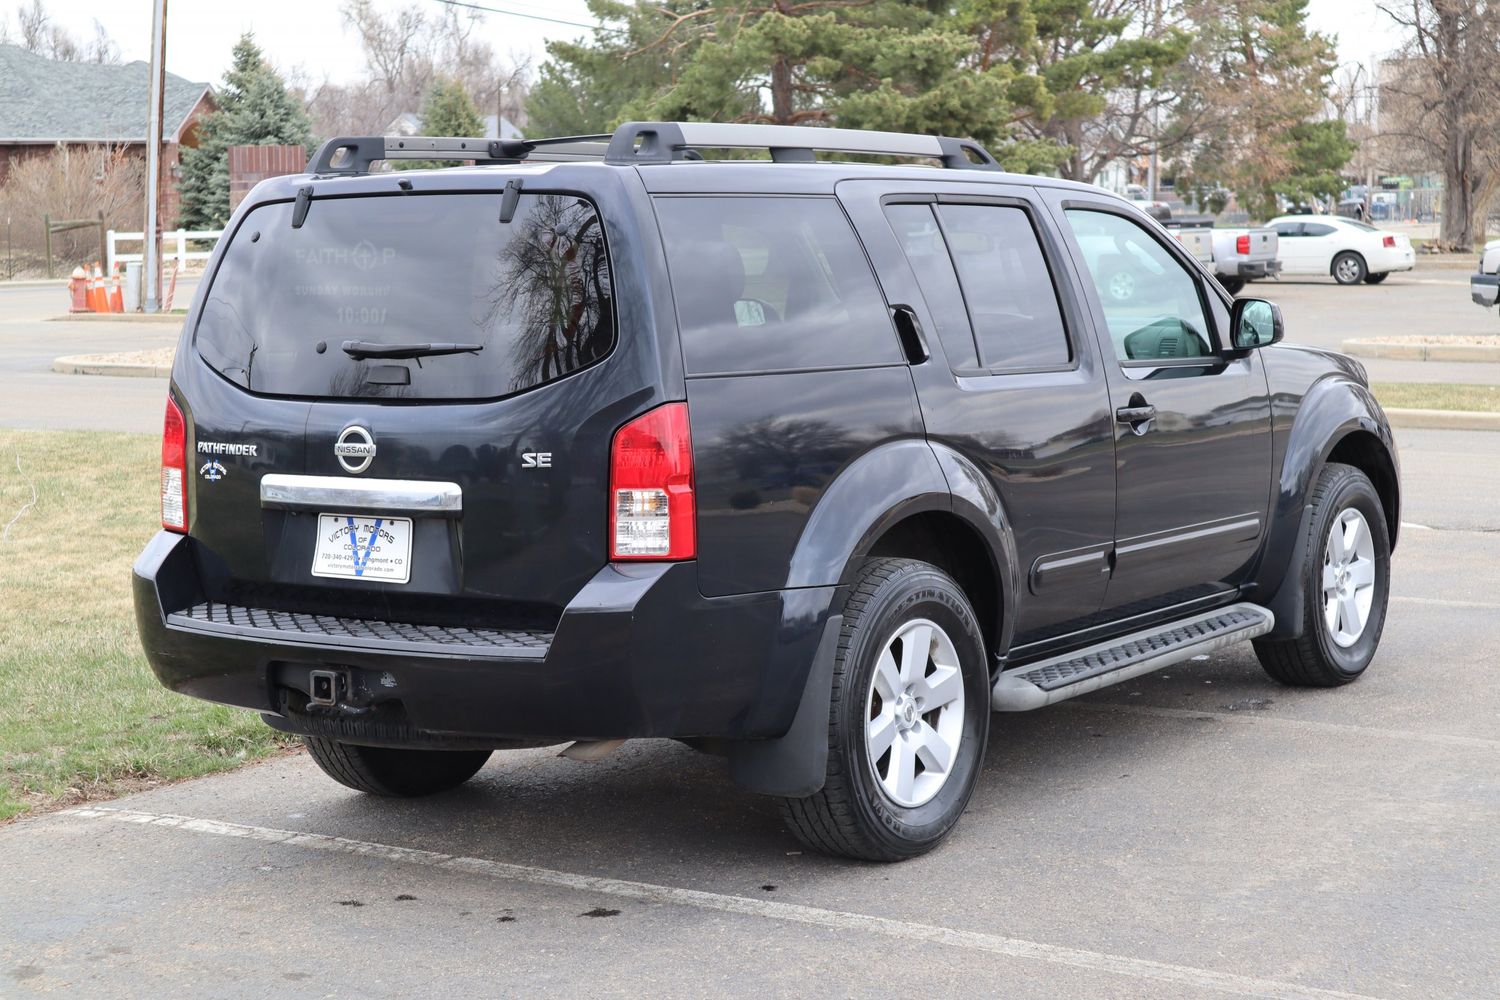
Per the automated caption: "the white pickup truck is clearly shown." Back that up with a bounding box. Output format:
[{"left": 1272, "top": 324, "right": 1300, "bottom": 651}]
[{"left": 1162, "top": 218, "right": 1281, "bottom": 294}]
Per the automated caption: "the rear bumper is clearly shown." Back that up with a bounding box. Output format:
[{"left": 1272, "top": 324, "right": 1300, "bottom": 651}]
[
  {"left": 133, "top": 531, "right": 835, "bottom": 745},
  {"left": 1474, "top": 272, "right": 1500, "bottom": 309},
  {"left": 1234, "top": 259, "right": 1281, "bottom": 280}
]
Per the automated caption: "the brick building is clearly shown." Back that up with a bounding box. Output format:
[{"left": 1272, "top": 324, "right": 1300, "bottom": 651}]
[{"left": 0, "top": 43, "right": 215, "bottom": 224}]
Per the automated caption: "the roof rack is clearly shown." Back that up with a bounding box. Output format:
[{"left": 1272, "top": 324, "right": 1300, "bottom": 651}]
[
  {"left": 307, "top": 121, "right": 1001, "bottom": 176},
  {"left": 307, "top": 134, "right": 613, "bottom": 175}
]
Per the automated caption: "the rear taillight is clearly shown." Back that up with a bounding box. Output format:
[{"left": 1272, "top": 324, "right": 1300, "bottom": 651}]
[
  {"left": 161, "top": 395, "right": 187, "bottom": 532},
  {"left": 1236, "top": 234, "right": 1251, "bottom": 255},
  {"left": 609, "top": 402, "right": 695, "bottom": 561},
  {"left": 1383, "top": 235, "right": 1396, "bottom": 248}
]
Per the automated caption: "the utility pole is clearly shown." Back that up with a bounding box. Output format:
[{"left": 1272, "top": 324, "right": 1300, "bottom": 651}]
[{"left": 143, "top": 0, "right": 168, "bottom": 313}]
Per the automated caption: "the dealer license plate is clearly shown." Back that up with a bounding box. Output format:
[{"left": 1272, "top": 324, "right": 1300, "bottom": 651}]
[{"left": 311, "top": 513, "right": 413, "bottom": 584}]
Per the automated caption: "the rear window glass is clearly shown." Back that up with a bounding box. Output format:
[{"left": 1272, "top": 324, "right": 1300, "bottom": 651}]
[
  {"left": 654, "top": 196, "right": 898, "bottom": 375},
  {"left": 195, "top": 192, "right": 614, "bottom": 399}
]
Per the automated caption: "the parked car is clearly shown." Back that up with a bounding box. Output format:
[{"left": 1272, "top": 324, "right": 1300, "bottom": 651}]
[
  {"left": 1472, "top": 238, "right": 1500, "bottom": 311},
  {"left": 1266, "top": 215, "right": 1415, "bottom": 284},
  {"left": 133, "top": 122, "right": 1400, "bottom": 862}
]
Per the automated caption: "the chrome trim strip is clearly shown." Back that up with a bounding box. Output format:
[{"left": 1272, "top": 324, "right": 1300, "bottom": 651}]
[{"left": 259, "top": 474, "right": 462, "bottom": 516}]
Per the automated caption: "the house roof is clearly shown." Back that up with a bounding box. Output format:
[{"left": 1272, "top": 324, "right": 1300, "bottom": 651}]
[{"left": 0, "top": 43, "right": 212, "bottom": 144}]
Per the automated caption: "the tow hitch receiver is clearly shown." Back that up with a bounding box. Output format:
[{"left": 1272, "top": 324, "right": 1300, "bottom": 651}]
[{"left": 308, "top": 669, "right": 344, "bottom": 707}]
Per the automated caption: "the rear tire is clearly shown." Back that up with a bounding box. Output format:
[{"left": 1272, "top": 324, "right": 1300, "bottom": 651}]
[
  {"left": 1253, "top": 463, "right": 1390, "bottom": 687},
  {"left": 303, "top": 737, "right": 492, "bottom": 797},
  {"left": 779, "top": 558, "right": 990, "bottom": 862},
  {"left": 1332, "top": 252, "right": 1367, "bottom": 285},
  {"left": 1364, "top": 271, "right": 1389, "bottom": 284},
  {"left": 1218, "top": 276, "right": 1246, "bottom": 295}
]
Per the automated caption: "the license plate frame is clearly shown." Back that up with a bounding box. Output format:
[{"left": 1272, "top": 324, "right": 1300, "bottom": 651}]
[{"left": 311, "top": 513, "right": 413, "bottom": 584}]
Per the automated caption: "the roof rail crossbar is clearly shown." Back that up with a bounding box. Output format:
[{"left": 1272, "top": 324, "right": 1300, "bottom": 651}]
[
  {"left": 305, "top": 123, "right": 1001, "bottom": 175},
  {"left": 602, "top": 121, "right": 1000, "bottom": 170},
  {"left": 307, "top": 134, "right": 612, "bottom": 175}
]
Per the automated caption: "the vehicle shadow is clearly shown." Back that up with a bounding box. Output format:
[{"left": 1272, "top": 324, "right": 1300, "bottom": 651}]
[{"left": 302, "top": 646, "right": 1291, "bottom": 879}]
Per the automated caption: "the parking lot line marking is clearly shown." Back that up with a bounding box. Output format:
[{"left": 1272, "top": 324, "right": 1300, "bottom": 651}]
[
  {"left": 59, "top": 806, "right": 1388, "bottom": 1000},
  {"left": 1391, "top": 594, "right": 1500, "bottom": 611},
  {"left": 1068, "top": 702, "right": 1500, "bottom": 751}
]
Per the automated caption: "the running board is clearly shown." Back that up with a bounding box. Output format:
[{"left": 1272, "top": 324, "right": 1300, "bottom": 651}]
[{"left": 991, "top": 603, "right": 1274, "bottom": 711}]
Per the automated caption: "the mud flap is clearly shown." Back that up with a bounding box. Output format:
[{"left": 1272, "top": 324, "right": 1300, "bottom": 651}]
[
  {"left": 1264, "top": 503, "right": 1315, "bottom": 640},
  {"left": 727, "top": 614, "right": 842, "bottom": 797}
]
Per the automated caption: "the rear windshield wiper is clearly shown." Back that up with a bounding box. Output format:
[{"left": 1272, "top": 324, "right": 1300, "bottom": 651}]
[{"left": 341, "top": 341, "right": 484, "bottom": 360}]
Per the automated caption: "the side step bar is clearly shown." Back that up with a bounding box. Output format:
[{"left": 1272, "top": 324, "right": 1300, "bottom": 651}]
[{"left": 991, "top": 603, "right": 1274, "bottom": 711}]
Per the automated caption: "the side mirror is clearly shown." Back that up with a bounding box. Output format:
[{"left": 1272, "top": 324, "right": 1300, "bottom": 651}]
[{"left": 1229, "top": 297, "right": 1284, "bottom": 350}]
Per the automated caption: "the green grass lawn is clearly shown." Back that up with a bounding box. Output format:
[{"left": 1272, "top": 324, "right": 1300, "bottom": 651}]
[
  {"left": 1371, "top": 382, "right": 1500, "bottom": 413},
  {"left": 0, "top": 430, "right": 290, "bottom": 822}
]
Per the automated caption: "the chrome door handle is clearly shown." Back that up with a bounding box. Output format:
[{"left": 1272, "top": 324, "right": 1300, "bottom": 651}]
[{"left": 1115, "top": 405, "right": 1156, "bottom": 423}]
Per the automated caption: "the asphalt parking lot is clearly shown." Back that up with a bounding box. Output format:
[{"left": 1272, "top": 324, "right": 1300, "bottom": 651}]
[
  {"left": 3, "top": 271, "right": 1499, "bottom": 999},
  {"left": 3, "top": 444, "right": 1499, "bottom": 998}
]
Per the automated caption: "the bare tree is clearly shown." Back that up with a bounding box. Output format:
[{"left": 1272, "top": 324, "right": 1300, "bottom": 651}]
[
  {"left": 6, "top": 1, "right": 121, "bottom": 63},
  {"left": 15, "top": 0, "right": 46, "bottom": 52},
  {"left": 0, "top": 144, "right": 144, "bottom": 275},
  {"left": 1379, "top": 0, "right": 1500, "bottom": 249},
  {"left": 301, "top": 1, "right": 530, "bottom": 139}
]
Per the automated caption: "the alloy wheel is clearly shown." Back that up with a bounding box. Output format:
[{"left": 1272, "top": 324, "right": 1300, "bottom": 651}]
[
  {"left": 1322, "top": 507, "right": 1378, "bottom": 648},
  {"left": 865, "top": 618, "right": 966, "bottom": 808}
]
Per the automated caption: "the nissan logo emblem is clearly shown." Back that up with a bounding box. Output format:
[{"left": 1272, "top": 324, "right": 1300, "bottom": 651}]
[{"left": 334, "top": 425, "right": 376, "bottom": 474}]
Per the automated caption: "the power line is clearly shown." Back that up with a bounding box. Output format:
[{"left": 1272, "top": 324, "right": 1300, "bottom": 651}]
[{"left": 429, "top": 0, "right": 600, "bottom": 31}]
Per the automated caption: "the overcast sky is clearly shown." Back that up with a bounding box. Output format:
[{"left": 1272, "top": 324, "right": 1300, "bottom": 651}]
[{"left": 20, "top": 0, "right": 1405, "bottom": 90}]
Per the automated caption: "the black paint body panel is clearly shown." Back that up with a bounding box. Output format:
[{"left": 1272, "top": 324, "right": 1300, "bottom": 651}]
[{"left": 135, "top": 157, "right": 1399, "bottom": 765}]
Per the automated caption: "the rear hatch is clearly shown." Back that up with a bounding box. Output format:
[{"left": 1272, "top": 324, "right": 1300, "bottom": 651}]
[{"left": 182, "top": 181, "right": 654, "bottom": 630}]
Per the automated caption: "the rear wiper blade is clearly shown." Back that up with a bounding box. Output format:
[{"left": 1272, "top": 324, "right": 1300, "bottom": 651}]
[{"left": 341, "top": 341, "right": 484, "bottom": 360}]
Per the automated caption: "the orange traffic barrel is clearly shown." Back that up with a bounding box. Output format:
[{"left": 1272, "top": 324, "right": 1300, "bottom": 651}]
[
  {"left": 108, "top": 264, "right": 124, "bottom": 313},
  {"left": 88, "top": 263, "right": 107, "bottom": 313}
]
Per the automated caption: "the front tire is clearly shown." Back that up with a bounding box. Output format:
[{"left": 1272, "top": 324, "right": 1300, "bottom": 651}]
[
  {"left": 1253, "top": 463, "right": 1390, "bottom": 687},
  {"left": 303, "top": 737, "right": 492, "bottom": 797},
  {"left": 779, "top": 558, "right": 990, "bottom": 862},
  {"left": 1333, "top": 251, "right": 1367, "bottom": 285}
]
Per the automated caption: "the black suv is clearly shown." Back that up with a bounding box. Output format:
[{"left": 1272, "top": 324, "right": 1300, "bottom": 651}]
[{"left": 135, "top": 122, "right": 1399, "bottom": 861}]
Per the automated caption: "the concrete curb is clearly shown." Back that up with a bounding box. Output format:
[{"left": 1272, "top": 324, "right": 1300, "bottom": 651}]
[
  {"left": 53, "top": 356, "right": 172, "bottom": 378},
  {"left": 1343, "top": 339, "right": 1500, "bottom": 362},
  {"left": 1384, "top": 407, "right": 1500, "bottom": 431},
  {"left": 47, "top": 313, "right": 185, "bottom": 324}
]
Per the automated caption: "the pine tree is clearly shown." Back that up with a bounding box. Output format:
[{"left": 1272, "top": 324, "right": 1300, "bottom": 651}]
[
  {"left": 177, "top": 34, "right": 313, "bottom": 228},
  {"left": 526, "top": 0, "right": 1060, "bottom": 172}
]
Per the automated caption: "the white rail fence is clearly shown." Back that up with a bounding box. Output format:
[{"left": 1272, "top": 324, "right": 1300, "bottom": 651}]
[{"left": 106, "top": 229, "right": 223, "bottom": 273}]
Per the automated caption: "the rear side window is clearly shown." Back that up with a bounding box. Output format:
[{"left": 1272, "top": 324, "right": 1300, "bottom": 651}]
[
  {"left": 654, "top": 196, "right": 898, "bottom": 375},
  {"left": 935, "top": 204, "right": 1070, "bottom": 370},
  {"left": 195, "top": 192, "right": 614, "bottom": 399}
]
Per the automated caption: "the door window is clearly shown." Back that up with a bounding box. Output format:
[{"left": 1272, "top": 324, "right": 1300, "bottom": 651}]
[
  {"left": 884, "top": 202, "right": 1071, "bottom": 371},
  {"left": 883, "top": 203, "right": 979, "bottom": 369},
  {"left": 1064, "top": 209, "right": 1214, "bottom": 362},
  {"left": 1273, "top": 223, "right": 1304, "bottom": 238},
  {"left": 1301, "top": 223, "right": 1337, "bottom": 238},
  {"left": 937, "top": 205, "right": 1071, "bottom": 370}
]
